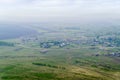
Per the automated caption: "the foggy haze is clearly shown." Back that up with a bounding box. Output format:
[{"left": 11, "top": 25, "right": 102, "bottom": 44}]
[{"left": 0, "top": 0, "right": 120, "bottom": 24}]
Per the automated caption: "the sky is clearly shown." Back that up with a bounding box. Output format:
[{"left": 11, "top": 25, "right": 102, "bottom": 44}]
[{"left": 0, "top": 0, "right": 120, "bottom": 24}]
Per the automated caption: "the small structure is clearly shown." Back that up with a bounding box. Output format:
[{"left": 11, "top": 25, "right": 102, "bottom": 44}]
[{"left": 40, "top": 50, "right": 48, "bottom": 54}]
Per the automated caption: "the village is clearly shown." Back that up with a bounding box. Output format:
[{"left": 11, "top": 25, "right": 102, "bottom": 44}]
[{"left": 19, "top": 34, "right": 120, "bottom": 49}]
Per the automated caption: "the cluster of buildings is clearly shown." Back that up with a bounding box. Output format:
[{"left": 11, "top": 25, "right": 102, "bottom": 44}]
[
  {"left": 40, "top": 41, "right": 69, "bottom": 48},
  {"left": 94, "top": 52, "right": 120, "bottom": 57},
  {"left": 104, "top": 52, "right": 120, "bottom": 57}
]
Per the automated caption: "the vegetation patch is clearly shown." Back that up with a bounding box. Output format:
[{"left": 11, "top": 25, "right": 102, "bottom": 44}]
[
  {"left": 0, "top": 41, "right": 14, "bottom": 46},
  {"left": 32, "top": 63, "right": 66, "bottom": 70},
  {"left": 2, "top": 75, "right": 24, "bottom": 80},
  {"left": 33, "top": 73, "right": 57, "bottom": 79}
]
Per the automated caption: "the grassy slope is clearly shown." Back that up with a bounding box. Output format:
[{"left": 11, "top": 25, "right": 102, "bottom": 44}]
[{"left": 0, "top": 45, "right": 120, "bottom": 80}]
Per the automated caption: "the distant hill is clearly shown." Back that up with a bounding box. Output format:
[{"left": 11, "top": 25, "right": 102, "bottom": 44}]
[{"left": 0, "top": 24, "right": 37, "bottom": 40}]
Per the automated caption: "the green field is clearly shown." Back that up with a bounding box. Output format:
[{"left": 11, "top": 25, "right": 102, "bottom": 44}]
[{"left": 0, "top": 26, "right": 120, "bottom": 80}]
